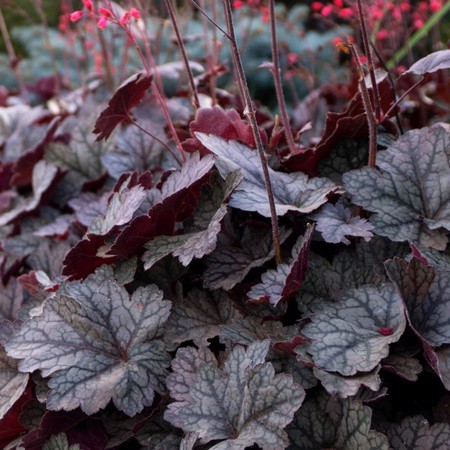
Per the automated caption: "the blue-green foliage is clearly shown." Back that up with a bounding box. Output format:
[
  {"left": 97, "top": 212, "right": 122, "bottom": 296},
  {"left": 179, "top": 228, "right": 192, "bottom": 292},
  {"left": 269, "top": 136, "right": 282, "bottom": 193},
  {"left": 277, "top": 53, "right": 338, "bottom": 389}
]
[{"left": 0, "top": 5, "right": 348, "bottom": 103}]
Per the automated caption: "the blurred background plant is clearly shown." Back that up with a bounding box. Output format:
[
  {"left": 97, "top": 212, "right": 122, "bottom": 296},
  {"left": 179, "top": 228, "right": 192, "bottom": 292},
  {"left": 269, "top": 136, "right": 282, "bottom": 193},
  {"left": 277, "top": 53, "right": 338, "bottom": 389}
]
[{"left": 0, "top": 0, "right": 449, "bottom": 110}]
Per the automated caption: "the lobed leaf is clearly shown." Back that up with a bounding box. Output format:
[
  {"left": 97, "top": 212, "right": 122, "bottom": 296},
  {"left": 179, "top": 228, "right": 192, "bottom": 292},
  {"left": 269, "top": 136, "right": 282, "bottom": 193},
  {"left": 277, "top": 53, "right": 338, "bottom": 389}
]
[
  {"left": 405, "top": 50, "right": 450, "bottom": 75},
  {"left": 303, "top": 283, "right": 406, "bottom": 375},
  {"left": 344, "top": 125, "right": 450, "bottom": 250},
  {"left": 385, "top": 256, "right": 450, "bottom": 389},
  {"left": 93, "top": 72, "right": 153, "bottom": 141},
  {"left": 142, "top": 171, "right": 242, "bottom": 269},
  {"left": 311, "top": 201, "right": 373, "bottom": 245},
  {"left": 196, "top": 133, "right": 339, "bottom": 217},
  {"left": 383, "top": 415, "right": 450, "bottom": 450},
  {"left": 6, "top": 267, "right": 172, "bottom": 416},
  {"left": 249, "top": 226, "right": 314, "bottom": 305},
  {"left": 165, "top": 340, "right": 304, "bottom": 449},
  {"left": 164, "top": 289, "right": 241, "bottom": 347},
  {"left": 0, "top": 347, "right": 29, "bottom": 421}
]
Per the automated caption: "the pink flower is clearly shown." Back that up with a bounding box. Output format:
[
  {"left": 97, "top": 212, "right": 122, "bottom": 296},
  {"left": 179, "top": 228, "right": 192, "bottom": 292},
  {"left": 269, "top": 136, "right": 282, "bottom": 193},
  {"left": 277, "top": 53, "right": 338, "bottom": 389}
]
[
  {"left": 321, "top": 5, "right": 332, "bottom": 17},
  {"left": 377, "top": 29, "right": 389, "bottom": 39},
  {"left": 233, "top": 0, "right": 244, "bottom": 8},
  {"left": 99, "top": 7, "right": 111, "bottom": 17},
  {"left": 287, "top": 52, "right": 298, "bottom": 64},
  {"left": 120, "top": 12, "right": 130, "bottom": 25},
  {"left": 129, "top": 7, "right": 141, "bottom": 19},
  {"left": 430, "top": 0, "right": 442, "bottom": 12},
  {"left": 70, "top": 11, "right": 84, "bottom": 22},
  {"left": 82, "top": 0, "right": 93, "bottom": 10},
  {"left": 311, "top": 2, "right": 323, "bottom": 12},
  {"left": 261, "top": 6, "right": 270, "bottom": 22},
  {"left": 97, "top": 16, "right": 108, "bottom": 29},
  {"left": 339, "top": 8, "right": 353, "bottom": 19}
]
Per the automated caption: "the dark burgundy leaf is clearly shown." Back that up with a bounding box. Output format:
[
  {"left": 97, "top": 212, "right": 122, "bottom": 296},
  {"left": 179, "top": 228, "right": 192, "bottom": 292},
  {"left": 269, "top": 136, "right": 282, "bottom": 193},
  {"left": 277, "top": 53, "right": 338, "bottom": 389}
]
[
  {"left": 11, "top": 116, "right": 62, "bottom": 187},
  {"left": 93, "top": 72, "right": 153, "bottom": 141},
  {"left": 249, "top": 226, "right": 314, "bottom": 305},
  {"left": 62, "top": 235, "right": 115, "bottom": 281},
  {"left": 182, "top": 105, "right": 268, "bottom": 155}
]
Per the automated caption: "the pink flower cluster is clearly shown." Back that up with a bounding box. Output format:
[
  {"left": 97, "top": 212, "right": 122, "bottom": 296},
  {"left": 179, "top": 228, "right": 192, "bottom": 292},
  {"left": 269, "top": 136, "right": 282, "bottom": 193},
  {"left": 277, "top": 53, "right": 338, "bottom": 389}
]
[
  {"left": 233, "top": 0, "right": 270, "bottom": 23},
  {"left": 69, "top": 1, "right": 141, "bottom": 30},
  {"left": 312, "top": 0, "right": 443, "bottom": 32}
]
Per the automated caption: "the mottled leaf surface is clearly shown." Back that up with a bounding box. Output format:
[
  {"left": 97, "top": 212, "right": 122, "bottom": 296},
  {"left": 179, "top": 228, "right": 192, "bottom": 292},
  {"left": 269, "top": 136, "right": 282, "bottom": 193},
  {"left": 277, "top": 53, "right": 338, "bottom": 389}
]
[
  {"left": 383, "top": 415, "right": 450, "bottom": 450},
  {"left": 344, "top": 125, "right": 450, "bottom": 250},
  {"left": 88, "top": 176, "right": 147, "bottom": 236},
  {"left": 196, "top": 133, "right": 338, "bottom": 217},
  {"left": 386, "top": 257, "right": 450, "bottom": 389},
  {"left": 314, "top": 365, "right": 382, "bottom": 398},
  {"left": 42, "top": 433, "right": 80, "bottom": 450},
  {"left": 335, "top": 399, "right": 389, "bottom": 449},
  {"left": 142, "top": 171, "right": 241, "bottom": 269},
  {"left": 303, "top": 283, "right": 406, "bottom": 375},
  {"left": 288, "top": 394, "right": 388, "bottom": 449},
  {"left": 0, "top": 278, "right": 23, "bottom": 321},
  {"left": 165, "top": 340, "right": 304, "bottom": 449},
  {"left": 312, "top": 201, "right": 373, "bottom": 245},
  {"left": 6, "top": 268, "right": 171, "bottom": 416},
  {"left": 164, "top": 289, "right": 240, "bottom": 347},
  {"left": 0, "top": 346, "right": 29, "bottom": 420},
  {"left": 204, "top": 227, "right": 290, "bottom": 290},
  {"left": 0, "top": 161, "right": 59, "bottom": 226},
  {"left": 249, "top": 227, "right": 314, "bottom": 305}
]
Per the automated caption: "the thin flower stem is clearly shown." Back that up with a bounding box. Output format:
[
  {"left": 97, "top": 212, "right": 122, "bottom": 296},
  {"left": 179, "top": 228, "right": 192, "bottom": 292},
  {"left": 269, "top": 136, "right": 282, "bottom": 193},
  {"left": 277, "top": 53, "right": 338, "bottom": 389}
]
[
  {"left": 383, "top": 77, "right": 424, "bottom": 119},
  {"left": 189, "top": 0, "right": 232, "bottom": 40},
  {"left": 119, "top": 22, "right": 186, "bottom": 162},
  {"left": 32, "top": 0, "right": 61, "bottom": 96},
  {"left": 0, "top": 8, "right": 28, "bottom": 100},
  {"left": 268, "top": 0, "right": 297, "bottom": 155},
  {"left": 223, "top": 0, "right": 282, "bottom": 264},
  {"left": 369, "top": 39, "right": 404, "bottom": 134},
  {"left": 96, "top": 27, "right": 115, "bottom": 92},
  {"left": 356, "top": 0, "right": 381, "bottom": 123},
  {"left": 164, "top": 0, "right": 200, "bottom": 109},
  {"left": 351, "top": 45, "right": 377, "bottom": 168},
  {"left": 127, "top": 113, "right": 182, "bottom": 167}
]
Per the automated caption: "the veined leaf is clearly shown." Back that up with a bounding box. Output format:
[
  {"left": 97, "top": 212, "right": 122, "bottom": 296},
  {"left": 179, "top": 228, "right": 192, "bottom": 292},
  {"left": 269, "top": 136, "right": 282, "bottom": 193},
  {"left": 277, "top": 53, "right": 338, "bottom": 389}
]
[
  {"left": 165, "top": 341, "right": 304, "bottom": 449},
  {"left": 6, "top": 267, "right": 172, "bottom": 416},
  {"left": 196, "top": 133, "right": 339, "bottom": 217},
  {"left": 344, "top": 125, "right": 450, "bottom": 250}
]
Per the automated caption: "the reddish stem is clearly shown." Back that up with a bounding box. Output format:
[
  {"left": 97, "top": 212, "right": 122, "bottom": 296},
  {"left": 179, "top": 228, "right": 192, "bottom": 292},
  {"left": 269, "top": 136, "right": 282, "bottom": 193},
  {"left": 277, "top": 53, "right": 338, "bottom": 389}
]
[{"left": 268, "top": 0, "right": 297, "bottom": 155}]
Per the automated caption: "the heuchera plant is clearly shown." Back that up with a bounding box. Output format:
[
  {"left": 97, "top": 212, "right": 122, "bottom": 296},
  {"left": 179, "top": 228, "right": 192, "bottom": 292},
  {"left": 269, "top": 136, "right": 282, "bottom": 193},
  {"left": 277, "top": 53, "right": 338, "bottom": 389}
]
[{"left": 1, "top": 0, "right": 450, "bottom": 448}]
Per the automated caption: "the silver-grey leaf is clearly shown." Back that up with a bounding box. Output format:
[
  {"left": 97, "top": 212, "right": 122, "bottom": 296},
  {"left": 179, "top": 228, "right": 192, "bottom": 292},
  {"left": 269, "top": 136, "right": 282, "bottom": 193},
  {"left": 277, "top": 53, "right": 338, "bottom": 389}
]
[
  {"left": 344, "top": 124, "right": 450, "bottom": 250},
  {"left": 311, "top": 201, "right": 373, "bottom": 245},
  {"left": 0, "top": 346, "right": 29, "bottom": 420},
  {"left": 383, "top": 415, "right": 450, "bottom": 450},
  {"left": 6, "top": 267, "right": 172, "bottom": 416},
  {"left": 196, "top": 133, "right": 339, "bottom": 217},
  {"left": 165, "top": 340, "right": 304, "bottom": 449},
  {"left": 165, "top": 289, "right": 241, "bottom": 347},
  {"left": 302, "top": 283, "right": 406, "bottom": 375}
]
